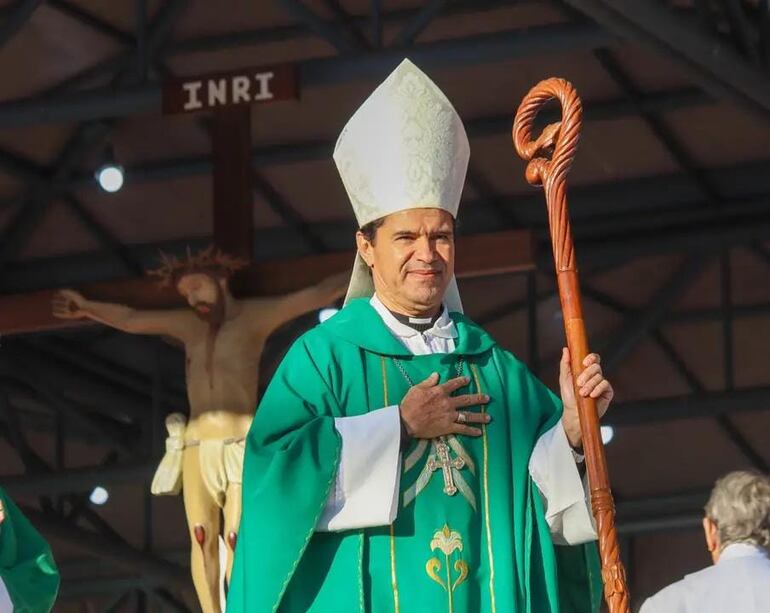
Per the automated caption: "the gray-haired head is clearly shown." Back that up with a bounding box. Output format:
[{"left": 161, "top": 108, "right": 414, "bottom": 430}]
[{"left": 704, "top": 470, "right": 770, "bottom": 552}]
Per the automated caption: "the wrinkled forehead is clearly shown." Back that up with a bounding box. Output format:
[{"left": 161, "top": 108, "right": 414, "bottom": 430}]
[{"left": 380, "top": 207, "right": 455, "bottom": 231}]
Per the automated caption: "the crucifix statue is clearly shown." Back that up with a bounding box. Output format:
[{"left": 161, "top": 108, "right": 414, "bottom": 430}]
[{"left": 52, "top": 249, "right": 346, "bottom": 611}]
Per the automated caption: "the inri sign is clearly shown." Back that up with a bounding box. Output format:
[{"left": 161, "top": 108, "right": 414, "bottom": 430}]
[{"left": 163, "top": 64, "right": 298, "bottom": 115}]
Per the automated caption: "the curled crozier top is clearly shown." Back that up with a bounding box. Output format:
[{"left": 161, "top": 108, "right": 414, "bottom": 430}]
[{"left": 513, "top": 78, "right": 583, "bottom": 272}]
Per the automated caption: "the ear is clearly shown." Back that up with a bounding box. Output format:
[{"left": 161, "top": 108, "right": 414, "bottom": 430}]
[
  {"left": 356, "top": 231, "right": 375, "bottom": 268},
  {"left": 703, "top": 517, "right": 719, "bottom": 553}
]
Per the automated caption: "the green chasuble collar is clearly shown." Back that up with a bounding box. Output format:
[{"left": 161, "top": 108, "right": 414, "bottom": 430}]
[{"left": 320, "top": 298, "right": 497, "bottom": 357}]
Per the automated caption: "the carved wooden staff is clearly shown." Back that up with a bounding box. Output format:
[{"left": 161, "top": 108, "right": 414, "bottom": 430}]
[{"left": 512, "top": 78, "right": 630, "bottom": 612}]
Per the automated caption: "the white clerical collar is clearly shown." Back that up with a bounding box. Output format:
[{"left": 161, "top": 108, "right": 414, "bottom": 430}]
[
  {"left": 370, "top": 294, "right": 458, "bottom": 340},
  {"left": 718, "top": 542, "right": 770, "bottom": 564}
]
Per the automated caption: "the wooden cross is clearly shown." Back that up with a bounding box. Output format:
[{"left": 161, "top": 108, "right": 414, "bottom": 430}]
[{"left": 427, "top": 437, "right": 466, "bottom": 496}]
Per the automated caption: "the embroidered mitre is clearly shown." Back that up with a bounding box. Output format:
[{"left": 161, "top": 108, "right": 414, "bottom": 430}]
[
  {"left": 334, "top": 58, "right": 469, "bottom": 226},
  {"left": 334, "top": 59, "right": 469, "bottom": 312}
]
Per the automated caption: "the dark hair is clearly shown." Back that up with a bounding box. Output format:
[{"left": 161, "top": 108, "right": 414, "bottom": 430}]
[
  {"left": 359, "top": 214, "right": 457, "bottom": 244},
  {"left": 359, "top": 217, "right": 387, "bottom": 243}
]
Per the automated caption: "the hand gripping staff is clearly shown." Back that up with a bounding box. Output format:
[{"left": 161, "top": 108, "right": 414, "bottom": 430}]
[{"left": 512, "top": 78, "right": 630, "bottom": 613}]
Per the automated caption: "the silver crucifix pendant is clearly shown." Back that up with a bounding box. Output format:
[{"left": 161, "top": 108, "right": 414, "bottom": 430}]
[{"left": 426, "top": 436, "right": 466, "bottom": 496}]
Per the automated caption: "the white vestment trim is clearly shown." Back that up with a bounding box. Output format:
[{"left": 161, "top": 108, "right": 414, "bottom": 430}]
[{"left": 315, "top": 294, "right": 597, "bottom": 545}]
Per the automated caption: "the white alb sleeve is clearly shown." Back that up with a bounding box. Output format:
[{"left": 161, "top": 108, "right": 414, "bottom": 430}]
[
  {"left": 528, "top": 421, "right": 597, "bottom": 545},
  {"left": 316, "top": 405, "right": 402, "bottom": 531}
]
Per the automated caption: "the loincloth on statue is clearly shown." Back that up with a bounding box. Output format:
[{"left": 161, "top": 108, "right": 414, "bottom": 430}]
[
  {"left": 185, "top": 437, "right": 245, "bottom": 508},
  {"left": 150, "top": 412, "right": 245, "bottom": 506}
]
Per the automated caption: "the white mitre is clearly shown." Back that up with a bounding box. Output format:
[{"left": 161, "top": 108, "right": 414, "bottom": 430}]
[{"left": 333, "top": 58, "right": 469, "bottom": 313}]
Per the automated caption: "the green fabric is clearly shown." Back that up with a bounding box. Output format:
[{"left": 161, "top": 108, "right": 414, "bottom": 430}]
[
  {"left": 0, "top": 488, "right": 59, "bottom": 613},
  {"left": 228, "top": 298, "right": 601, "bottom": 613}
]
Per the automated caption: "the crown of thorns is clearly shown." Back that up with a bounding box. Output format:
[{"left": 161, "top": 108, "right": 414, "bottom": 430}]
[{"left": 148, "top": 246, "right": 248, "bottom": 287}]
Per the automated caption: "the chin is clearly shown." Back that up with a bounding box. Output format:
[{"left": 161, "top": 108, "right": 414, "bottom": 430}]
[{"left": 406, "top": 287, "right": 445, "bottom": 310}]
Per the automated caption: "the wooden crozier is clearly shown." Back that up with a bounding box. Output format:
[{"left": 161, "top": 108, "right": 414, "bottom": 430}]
[{"left": 512, "top": 78, "right": 630, "bottom": 613}]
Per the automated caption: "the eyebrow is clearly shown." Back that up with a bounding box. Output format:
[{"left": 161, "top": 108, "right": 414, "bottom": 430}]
[{"left": 392, "top": 228, "right": 454, "bottom": 237}]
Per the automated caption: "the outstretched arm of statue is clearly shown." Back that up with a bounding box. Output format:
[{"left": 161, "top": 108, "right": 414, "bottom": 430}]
[
  {"left": 52, "top": 288, "right": 194, "bottom": 341},
  {"left": 245, "top": 271, "right": 349, "bottom": 334}
]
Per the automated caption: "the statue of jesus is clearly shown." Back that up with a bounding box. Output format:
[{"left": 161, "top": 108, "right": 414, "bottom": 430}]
[{"left": 53, "top": 246, "right": 347, "bottom": 612}]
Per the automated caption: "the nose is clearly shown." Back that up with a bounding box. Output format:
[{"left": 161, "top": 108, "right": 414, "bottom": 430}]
[{"left": 414, "top": 236, "right": 437, "bottom": 263}]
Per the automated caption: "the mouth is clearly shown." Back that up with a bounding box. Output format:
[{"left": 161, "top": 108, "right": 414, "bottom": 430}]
[
  {"left": 195, "top": 304, "right": 211, "bottom": 314},
  {"left": 407, "top": 270, "right": 442, "bottom": 280},
  {"left": 408, "top": 269, "right": 441, "bottom": 276}
]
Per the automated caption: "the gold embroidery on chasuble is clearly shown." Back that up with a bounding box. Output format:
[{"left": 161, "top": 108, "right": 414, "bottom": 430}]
[
  {"left": 381, "top": 357, "right": 401, "bottom": 613},
  {"left": 380, "top": 356, "right": 481, "bottom": 613},
  {"left": 426, "top": 524, "right": 470, "bottom": 613}
]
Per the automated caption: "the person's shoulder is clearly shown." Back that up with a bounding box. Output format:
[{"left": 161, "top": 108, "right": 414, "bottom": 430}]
[
  {"left": 448, "top": 312, "right": 506, "bottom": 358},
  {"left": 287, "top": 312, "right": 358, "bottom": 359},
  {"left": 697, "top": 549, "right": 770, "bottom": 582},
  {"left": 639, "top": 577, "right": 688, "bottom": 613},
  {"left": 289, "top": 324, "right": 336, "bottom": 354}
]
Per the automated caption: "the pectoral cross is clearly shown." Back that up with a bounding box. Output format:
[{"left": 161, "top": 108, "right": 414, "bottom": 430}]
[{"left": 426, "top": 436, "right": 466, "bottom": 496}]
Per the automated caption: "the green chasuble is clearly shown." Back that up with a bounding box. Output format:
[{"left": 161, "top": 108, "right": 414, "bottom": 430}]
[
  {"left": 0, "top": 488, "right": 59, "bottom": 613},
  {"left": 228, "top": 298, "right": 601, "bottom": 613}
]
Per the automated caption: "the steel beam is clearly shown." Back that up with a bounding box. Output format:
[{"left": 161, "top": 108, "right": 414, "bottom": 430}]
[
  {"left": 605, "top": 386, "right": 770, "bottom": 426},
  {"left": 0, "top": 23, "right": 611, "bottom": 128},
  {"left": 320, "top": 0, "right": 371, "bottom": 51},
  {"left": 61, "top": 195, "right": 144, "bottom": 276},
  {"left": 0, "top": 229, "right": 534, "bottom": 335},
  {"left": 600, "top": 256, "right": 710, "bottom": 373},
  {"left": 30, "top": 338, "right": 187, "bottom": 409},
  {"left": 23, "top": 507, "right": 191, "bottom": 592},
  {"left": 617, "top": 513, "right": 703, "bottom": 535},
  {"left": 167, "top": 0, "right": 513, "bottom": 56},
  {"left": 719, "top": 0, "right": 759, "bottom": 63},
  {"left": 371, "top": 0, "right": 382, "bottom": 48},
  {"left": 393, "top": 0, "right": 448, "bottom": 46},
  {"left": 276, "top": 0, "right": 356, "bottom": 53},
  {"left": 1, "top": 374, "right": 136, "bottom": 453},
  {"left": 665, "top": 302, "right": 770, "bottom": 323},
  {"left": 47, "top": 0, "right": 135, "bottom": 46},
  {"left": 252, "top": 171, "right": 329, "bottom": 252},
  {"left": 3, "top": 185, "right": 770, "bottom": 295},
  {"left": 50, "top": 86, "right": 708, "bottom": 192},
  {"left": 2, "top": 344, "right": 148, "bottom": 421},
  {"left": 0, "top": 0, "right": 43, "bottom": 50},
  {"left": 572, "top": 207, "right": 770, "bottom": 269},
  {"left": 563, "top": 0, "right": 770, "bottom": 120},
  {"left": 58, "top": 578, "right": 161, "bottom": 600},
  {"left": 592, "top": 48, "right": 722, "bottom": 204},
  {"left": 0, "top": 147, "right": 48, "bottom": 184},
  {"left": 0, "top": 0, "right": 190, "bottom": 278},
  {"left": 0, "top": 461, "right": 155, "bottom": 496}
]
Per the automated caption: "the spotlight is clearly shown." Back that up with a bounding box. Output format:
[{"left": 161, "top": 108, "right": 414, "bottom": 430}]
[
  {"left": 601, "top": 425, "right": 615, "bottom": 445},
  {"left": 89, "top": 486, "right": 109, "bottom": 505},
  {"left": 318, "top": 308, "right": 339, "bottom": 323},
  {"left": 96, "top": 164, "right": 124, "bottom": 193}
]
